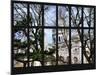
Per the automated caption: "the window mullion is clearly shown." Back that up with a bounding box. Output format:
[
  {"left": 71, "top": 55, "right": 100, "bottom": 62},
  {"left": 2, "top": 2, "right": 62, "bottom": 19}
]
[
  {"left": 27, "top": 3, "right": 30, "bottom": 67},
  {"left": 56, "top": 5, "right": 58, "bottom": 65},
  {"left": 69, "top": 6, "right": 71, "bottom": 64}
]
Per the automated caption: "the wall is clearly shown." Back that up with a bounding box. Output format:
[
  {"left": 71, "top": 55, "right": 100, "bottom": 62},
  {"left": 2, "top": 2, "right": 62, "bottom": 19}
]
[{"left": 0, "top": 0, "right": 99, "bottom": 75}]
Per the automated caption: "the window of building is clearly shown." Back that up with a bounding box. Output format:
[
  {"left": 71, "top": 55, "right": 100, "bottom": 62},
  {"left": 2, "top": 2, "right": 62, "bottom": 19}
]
[{"left": 11, "top": 1, "right": 96, "bottom": 74}]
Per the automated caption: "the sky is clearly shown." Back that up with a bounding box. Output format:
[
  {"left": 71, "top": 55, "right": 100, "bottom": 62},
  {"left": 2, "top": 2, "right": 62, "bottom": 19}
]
[
  {"left": 44, "top": 5, "right": 56, "bottom": 45},
  {"left": 44, "top": 29, "right": 53, "bottom": 45},
  {"left": 44, "top": 5, "right": 56, "bottom": 26}
]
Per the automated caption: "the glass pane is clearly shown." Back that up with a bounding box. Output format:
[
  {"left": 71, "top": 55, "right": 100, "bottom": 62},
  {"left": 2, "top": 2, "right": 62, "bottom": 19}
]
[
  {"left": 58, "top": 6, "right": 69, "bottom": 27},
  {"left": 71, "top": 7, "right": 82, "bottom": 27},
  {"left": 44, "top": 29, "right": 56, "bottom": 66},
  {"left": 44, "top": 5, "right": 56, "bottom": 26},
  {"left": 83, "top": 29, "right": 94, "bottom": 64},
  {"left": 71, "top": 29, "right": 82, "bottom": 64},
  {"left": 29, "top": 28, "right": 43, "bottom": 66},
  {"left": 83, "top": 8, "right": 94, "bottom": 27},
  {"left": 30, "top": 4, "right": 42, "bottom": 26},
  {"left": 58, "top": 29, "right": 69, "bottom": 65},
  {"left": 14, "top": 3, "right": 27, "bottom": 26},
  {"left": 13, "top": 28, "right": 28, "bottom": 67}
]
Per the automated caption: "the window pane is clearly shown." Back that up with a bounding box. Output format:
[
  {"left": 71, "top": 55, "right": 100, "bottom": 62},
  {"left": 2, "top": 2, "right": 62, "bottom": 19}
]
[
  {"left": 58, "top": 29, "right": 69, "bottom": 65},
  {"left": 83, "top": 8, "right": 94, "bottom": 27},
  {"left": 83, "top": 29, "right": 94, "bottom": 64},
  {"left": 71, "top": 29, "right": 82, "bottom": 64},
  {"left": 71, "top": 7, "right": 82, "bottom": 27},
  {"left": 44, "top": 5, "right": 56, "bottom": 26},
  {"left": 44, "top": 29, "right": 56, "bottom": 66},
  {"left": 58, "top": 6, "right": 69, "bottom": 27},
  {"left": 29, "top": 28, "right": 43, "bottom": 66},
  {"left": 13, "top": 28, "right": 28, "bottom": 67},
  {"left": 14, "top": 3, "right": 27, "bottom": 26},
  {"left": 30, "top": 4, "right": 42, "bottom": 26}
]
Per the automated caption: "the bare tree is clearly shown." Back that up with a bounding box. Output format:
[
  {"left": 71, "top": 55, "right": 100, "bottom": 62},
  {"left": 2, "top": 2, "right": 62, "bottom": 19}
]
[
  {"left": 71, "top": 7, "right": 94, "bottom": 63},
  {"left": 58, "top": 6, "right": 94, "bottom": 63}
]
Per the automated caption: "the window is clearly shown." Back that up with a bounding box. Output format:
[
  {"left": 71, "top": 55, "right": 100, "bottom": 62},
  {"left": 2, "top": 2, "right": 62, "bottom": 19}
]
[{"left": 11, "top": 1, "right": 96, "bottom": 74}]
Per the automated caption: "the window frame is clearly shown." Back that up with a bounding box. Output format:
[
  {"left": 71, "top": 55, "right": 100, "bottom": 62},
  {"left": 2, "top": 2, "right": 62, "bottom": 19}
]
[{"left": 11, "top": 1, "right": 96, "bottom": 75}]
